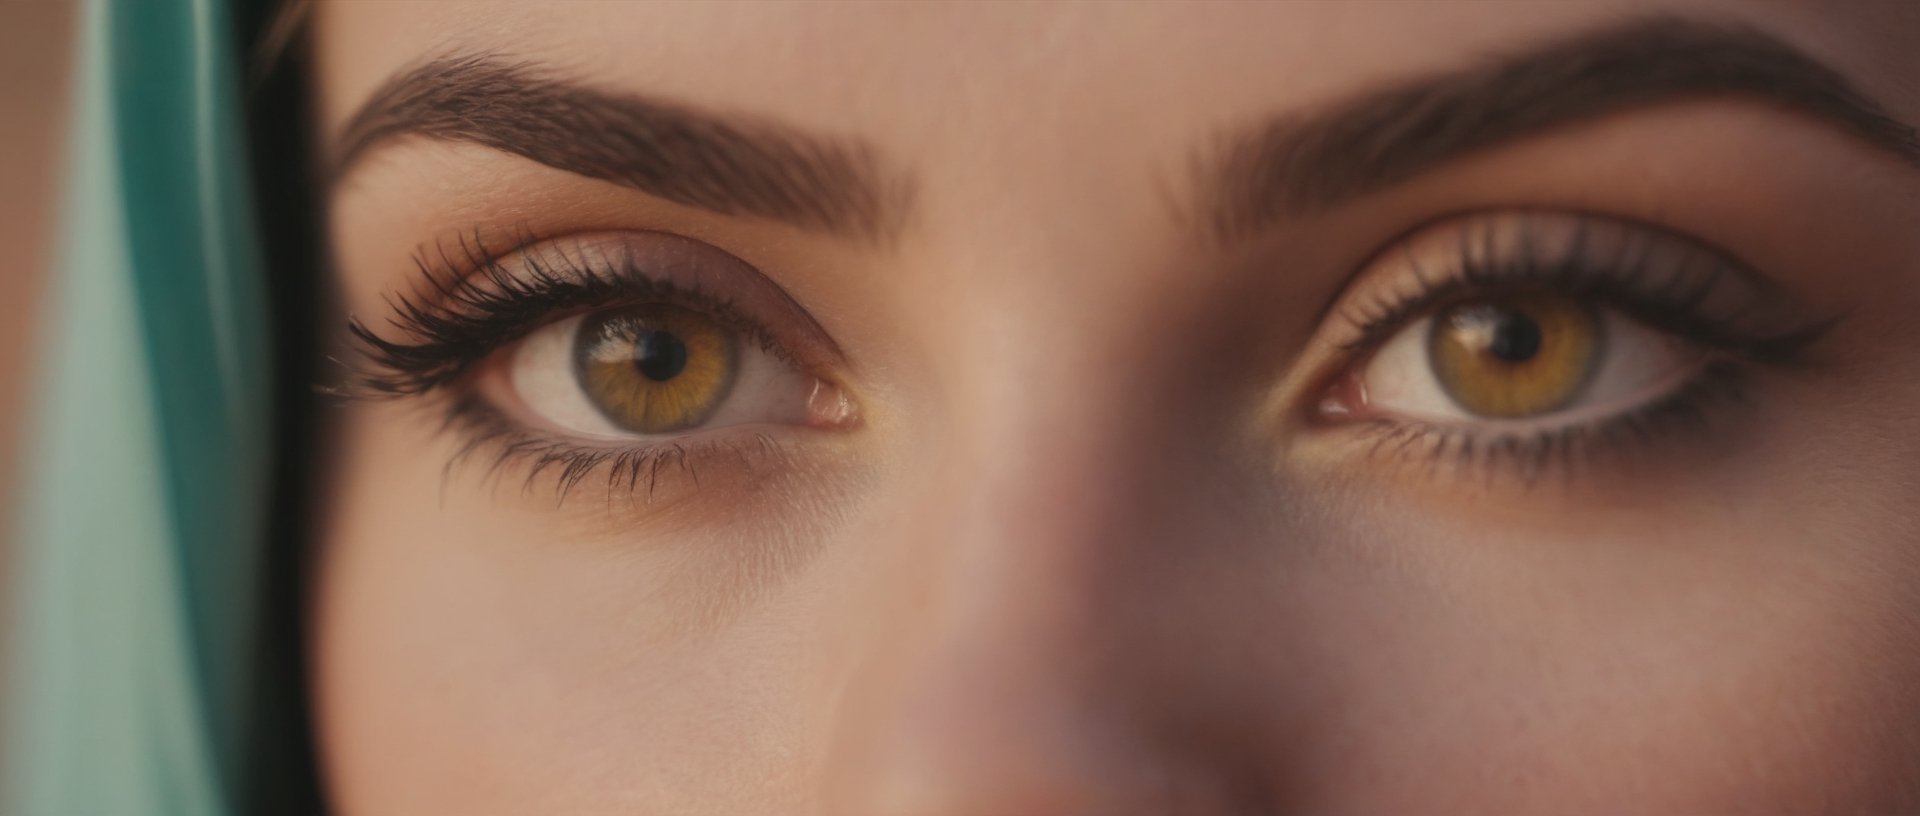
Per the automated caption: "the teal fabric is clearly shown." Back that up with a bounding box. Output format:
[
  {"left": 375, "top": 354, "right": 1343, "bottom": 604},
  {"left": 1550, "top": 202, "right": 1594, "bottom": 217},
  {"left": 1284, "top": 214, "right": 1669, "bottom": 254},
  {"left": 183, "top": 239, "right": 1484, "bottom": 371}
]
[{"left": 5, "top": 0, "right": 270, "bottom": 813}]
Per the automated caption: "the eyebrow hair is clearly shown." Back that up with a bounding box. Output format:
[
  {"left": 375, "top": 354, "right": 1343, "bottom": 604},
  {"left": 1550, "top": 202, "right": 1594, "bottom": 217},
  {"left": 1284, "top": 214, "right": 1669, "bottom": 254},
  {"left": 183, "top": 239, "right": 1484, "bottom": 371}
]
[
  {"left": 1200, "top": 16, "right": 1920, "bottom": 244},
  {"left": 332, "top": 54, "right": 907, "bottom": 242}
]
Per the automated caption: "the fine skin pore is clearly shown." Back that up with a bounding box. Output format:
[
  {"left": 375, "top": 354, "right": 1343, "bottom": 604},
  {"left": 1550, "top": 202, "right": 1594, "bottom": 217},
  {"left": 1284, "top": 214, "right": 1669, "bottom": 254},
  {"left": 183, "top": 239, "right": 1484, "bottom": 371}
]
[{"left": 312, "top": 2, "right": 1920, "bottom": 814}]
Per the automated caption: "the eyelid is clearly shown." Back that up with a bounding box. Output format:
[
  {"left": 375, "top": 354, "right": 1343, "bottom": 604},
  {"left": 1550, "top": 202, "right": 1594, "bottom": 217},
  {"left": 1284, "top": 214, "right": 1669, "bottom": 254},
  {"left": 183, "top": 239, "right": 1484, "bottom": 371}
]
[
  {"left": 348, "top": 229, "right": 848, "bottom": 397},
  {"left": 1286, "top": 209, "right": 1840, "bottom": 483},
  {"left": 512, "top": 233, "right": 846, "bottom": 367},
  {"left": 1321, "top": 210, "right": 1827, "bottom": 361},
  {"left": 344, "top": 228, "right": 859, "bottom": 505}
]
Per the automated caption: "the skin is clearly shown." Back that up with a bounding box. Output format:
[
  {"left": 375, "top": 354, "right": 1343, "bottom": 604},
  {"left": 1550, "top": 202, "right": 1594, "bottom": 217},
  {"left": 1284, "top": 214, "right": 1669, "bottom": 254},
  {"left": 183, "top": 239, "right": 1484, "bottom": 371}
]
[{"left": 312, "top": 1, "right": 1920, "bottom": 813}]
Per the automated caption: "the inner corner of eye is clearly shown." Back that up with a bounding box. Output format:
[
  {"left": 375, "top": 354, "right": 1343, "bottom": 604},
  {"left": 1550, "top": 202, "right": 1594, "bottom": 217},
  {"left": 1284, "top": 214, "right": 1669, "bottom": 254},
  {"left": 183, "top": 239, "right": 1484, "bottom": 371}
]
[
  {"left": 803, "top": 378, "right": 860, "bottom": 430},
  {"left": 1309, "top": 372, "right": 1369, "bottom": 425}
]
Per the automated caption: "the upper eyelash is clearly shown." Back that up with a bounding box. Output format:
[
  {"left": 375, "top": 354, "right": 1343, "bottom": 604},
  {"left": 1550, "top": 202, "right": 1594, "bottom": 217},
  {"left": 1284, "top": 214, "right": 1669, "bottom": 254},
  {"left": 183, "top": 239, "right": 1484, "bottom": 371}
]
[
  {"left": 1336, "top": 213, "right": 1838, "bottom": 364},
  {"left": 345, "top": 233, "right": 784, "bottom": 397}
]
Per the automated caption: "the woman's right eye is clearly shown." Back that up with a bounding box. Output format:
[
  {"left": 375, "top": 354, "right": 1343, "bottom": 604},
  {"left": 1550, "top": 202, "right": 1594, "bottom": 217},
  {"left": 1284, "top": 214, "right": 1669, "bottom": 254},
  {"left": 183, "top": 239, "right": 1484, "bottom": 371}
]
[
  {"left": 347, "top": 230, "right": 864, "bottom": 499},
  {"left": 495, "top": 302, "right": 848, "bottom": 440}
]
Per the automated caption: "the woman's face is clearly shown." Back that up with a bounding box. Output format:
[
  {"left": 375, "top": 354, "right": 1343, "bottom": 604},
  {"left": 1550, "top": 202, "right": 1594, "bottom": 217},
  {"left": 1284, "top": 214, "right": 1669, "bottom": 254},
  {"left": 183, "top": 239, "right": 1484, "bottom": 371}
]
[{"left": 310, "top": 2, "right": 1920, "bottom": 812}]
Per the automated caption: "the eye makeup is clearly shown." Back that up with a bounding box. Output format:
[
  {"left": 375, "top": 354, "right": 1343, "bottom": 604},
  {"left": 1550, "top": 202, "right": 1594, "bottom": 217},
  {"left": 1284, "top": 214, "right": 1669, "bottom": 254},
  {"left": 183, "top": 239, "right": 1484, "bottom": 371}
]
[
  {"left": 350, "top": 210, "right": 1845, "bottom": 503},
  {"left": 1304, "top": 210, "right": 1841, "bottom": 483},
  {"left": 1328, "top": 211, "right": 1832, "bottom": 362},
  {"left": 344, "top": 229, "right": 857, "bottom": 501},
  {"left": 349, "top": 230, "right": 846, "bottom": 395}
]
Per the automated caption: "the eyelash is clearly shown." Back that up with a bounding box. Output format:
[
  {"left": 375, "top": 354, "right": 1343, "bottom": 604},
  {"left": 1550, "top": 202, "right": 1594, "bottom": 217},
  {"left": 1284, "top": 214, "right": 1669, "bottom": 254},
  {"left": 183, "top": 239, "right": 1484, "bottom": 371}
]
[
  {"left": 435, "top": 391, "right": 791, "bottom": 501},
  {"left": 1348, "top": 361, "right": 1752, "bottom": 485},
  {"left": 1324, "top": 213, "right": 1836, "bottom": 480},
  {"left": 347, "top": 234, "right": 791, "bottom": 397},
  {"left": 1338, "top": 215, "right": 1831, "bottom": 360},
  {"left": 347, "top": 234, "right": 806, "bottom": 500},
  {"left": 353, "top": 214, "right": 1835, "bottom": 498}
]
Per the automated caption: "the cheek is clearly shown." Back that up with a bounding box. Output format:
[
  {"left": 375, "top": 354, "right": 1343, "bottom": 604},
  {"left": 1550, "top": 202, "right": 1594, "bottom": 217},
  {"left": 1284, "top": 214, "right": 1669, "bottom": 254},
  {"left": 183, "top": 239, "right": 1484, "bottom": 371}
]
[
  {"left": 1267, "top": 340, "right": 1920, "bottom": 810},
  {"left": 307, "top": 383, "right": 1920, "bottom": 814},
  {"left": 1273, "top": 508, "right": 1920, "bottom": 814},
  {"left": 310, "top": 404, "right": 842, "bottom": 814}
]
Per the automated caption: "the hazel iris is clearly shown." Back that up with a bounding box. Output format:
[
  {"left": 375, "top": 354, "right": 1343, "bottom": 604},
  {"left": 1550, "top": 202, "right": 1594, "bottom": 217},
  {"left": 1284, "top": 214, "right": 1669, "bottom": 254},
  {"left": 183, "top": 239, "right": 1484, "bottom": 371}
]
[
  {"left": 574, "top": 305, "right": 736, "bottom": 433},
  {"left": 1429, "top": 293, "right": 1601, "bottom": 418}
]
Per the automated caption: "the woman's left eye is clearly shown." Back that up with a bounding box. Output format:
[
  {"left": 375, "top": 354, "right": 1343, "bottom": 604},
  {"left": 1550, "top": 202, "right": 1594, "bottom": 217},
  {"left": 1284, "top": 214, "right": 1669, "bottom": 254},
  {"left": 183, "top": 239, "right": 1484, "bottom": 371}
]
[
  {"left": 495, "top": 303, "right": 837, "bottom": 439},
  {"left": 1303, "top": 210, "right": 1841, "bottom": 461},
  {"left": 1338, "top": 291, "right": 1706, "bottom": 425}
]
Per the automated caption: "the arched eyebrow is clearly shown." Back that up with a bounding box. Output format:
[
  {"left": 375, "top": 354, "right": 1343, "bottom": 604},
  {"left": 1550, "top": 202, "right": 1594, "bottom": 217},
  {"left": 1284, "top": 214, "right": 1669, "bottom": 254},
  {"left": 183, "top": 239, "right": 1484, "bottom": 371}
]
[
  {"left": 331, "top": 53, "right": 911, "bottom": 243},
  {"left": 332, "top": 17, "right": 1918, "bottom": 251},
  {"left": 1196, "top": 16, "right": 1920, "bottom": 245}
]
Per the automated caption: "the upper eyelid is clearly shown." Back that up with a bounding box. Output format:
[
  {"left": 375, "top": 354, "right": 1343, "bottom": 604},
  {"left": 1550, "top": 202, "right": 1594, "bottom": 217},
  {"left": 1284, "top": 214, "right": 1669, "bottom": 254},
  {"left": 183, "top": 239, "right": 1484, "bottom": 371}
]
[
  {"left": 1323, "top": 210, "right": 1821, "bottom": 353},
  {"left": 346, "top": 228, "right": 848, "bottom": 396},
  {"left": 522, "top": 233, "right": 852, "bottom": 368},
  {"left": 389, "top": 228, "right": 745, "bottom": 325}
]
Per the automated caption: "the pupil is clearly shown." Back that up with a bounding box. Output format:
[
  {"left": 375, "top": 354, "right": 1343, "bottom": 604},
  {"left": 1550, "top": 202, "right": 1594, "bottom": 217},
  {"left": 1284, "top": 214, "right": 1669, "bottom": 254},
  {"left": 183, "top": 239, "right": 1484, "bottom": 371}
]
[
  {"left": 1487, "top": 309, "right": 1542, "bottom": 363},
  {"left": 633, "top": 330, "right": 689, "bottom": 381}
]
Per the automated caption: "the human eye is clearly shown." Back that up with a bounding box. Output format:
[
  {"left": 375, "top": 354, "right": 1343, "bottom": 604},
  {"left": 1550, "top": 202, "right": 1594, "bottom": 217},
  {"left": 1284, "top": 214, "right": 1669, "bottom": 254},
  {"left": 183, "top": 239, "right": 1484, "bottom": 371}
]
[
  {"left": 1307, "top": 211, "right": 1837, "bottom": 482},
  {"left": 346, "top": 230, "right": 857, "bottom": 499}
]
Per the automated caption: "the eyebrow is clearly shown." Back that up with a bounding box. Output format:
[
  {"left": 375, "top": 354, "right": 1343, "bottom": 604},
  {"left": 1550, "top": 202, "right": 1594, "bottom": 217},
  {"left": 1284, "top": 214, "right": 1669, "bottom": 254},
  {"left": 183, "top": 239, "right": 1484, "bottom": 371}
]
[
  {"left": 332, "top": 53, "right": 907, "bottom": 242},
  {"left": 1199, "top": 16, "right": 1920, "bottom": 244}
]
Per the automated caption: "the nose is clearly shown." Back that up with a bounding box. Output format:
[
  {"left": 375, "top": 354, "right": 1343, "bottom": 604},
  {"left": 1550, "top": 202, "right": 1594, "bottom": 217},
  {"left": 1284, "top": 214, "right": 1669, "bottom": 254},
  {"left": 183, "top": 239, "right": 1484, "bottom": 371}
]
[{"left": 817, "top": 389, "right": 1257, "bottom": 815}]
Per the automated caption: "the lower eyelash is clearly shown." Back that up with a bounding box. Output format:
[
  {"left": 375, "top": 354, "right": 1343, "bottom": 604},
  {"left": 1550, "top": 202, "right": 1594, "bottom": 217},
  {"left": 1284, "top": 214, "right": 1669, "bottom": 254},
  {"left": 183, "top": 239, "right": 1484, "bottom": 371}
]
[
  {"left": 1345, "top": 360, "right": 1751, "bottom": 487},
  {"left": 435, "top": 392, "right": 789, "bottom": 503}
]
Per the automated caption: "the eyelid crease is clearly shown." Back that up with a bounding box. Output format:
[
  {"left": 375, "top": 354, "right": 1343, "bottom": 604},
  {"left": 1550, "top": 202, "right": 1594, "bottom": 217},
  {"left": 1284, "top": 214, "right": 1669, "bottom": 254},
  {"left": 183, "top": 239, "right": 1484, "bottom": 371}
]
[
  {"left": 1327, "top": 210, "right": 1839, "bottom": 365},
  {"left": 340, "top": 227, "right": 847, "bottom": 399}
]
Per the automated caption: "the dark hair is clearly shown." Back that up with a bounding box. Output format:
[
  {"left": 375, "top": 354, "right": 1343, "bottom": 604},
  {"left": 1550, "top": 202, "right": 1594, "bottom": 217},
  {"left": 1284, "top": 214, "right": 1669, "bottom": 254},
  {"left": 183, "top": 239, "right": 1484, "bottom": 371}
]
[{"left": 237, "top": 0, "right": 327, "bottom": 812}]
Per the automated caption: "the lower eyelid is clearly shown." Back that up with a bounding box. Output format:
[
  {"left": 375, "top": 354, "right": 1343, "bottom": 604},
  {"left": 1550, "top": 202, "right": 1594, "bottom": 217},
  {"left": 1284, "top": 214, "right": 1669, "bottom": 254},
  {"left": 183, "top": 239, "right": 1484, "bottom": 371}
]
[
  {"left": 433, "top": 390, "right": 809, "bottom": 505},
  {"left": 1303, "top": 359, "right": 1755, "bottom": 489}
]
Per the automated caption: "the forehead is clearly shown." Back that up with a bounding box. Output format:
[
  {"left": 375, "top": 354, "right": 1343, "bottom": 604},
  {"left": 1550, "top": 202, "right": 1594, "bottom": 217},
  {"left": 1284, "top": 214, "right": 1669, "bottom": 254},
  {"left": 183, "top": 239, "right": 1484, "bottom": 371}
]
[{"left": 312, "top": 0, "right": 1857, "bottom": 169}]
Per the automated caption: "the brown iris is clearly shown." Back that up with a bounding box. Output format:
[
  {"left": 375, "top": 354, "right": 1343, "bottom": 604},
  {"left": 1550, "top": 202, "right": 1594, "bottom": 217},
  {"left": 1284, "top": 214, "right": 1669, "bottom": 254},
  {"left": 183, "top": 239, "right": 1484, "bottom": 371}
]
[
  {"left": 573, "top": 305, "right": 736, "bottom": 433},
  {"left": 1429, "top": 293, "right": 1602, "bottom": 418}
]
